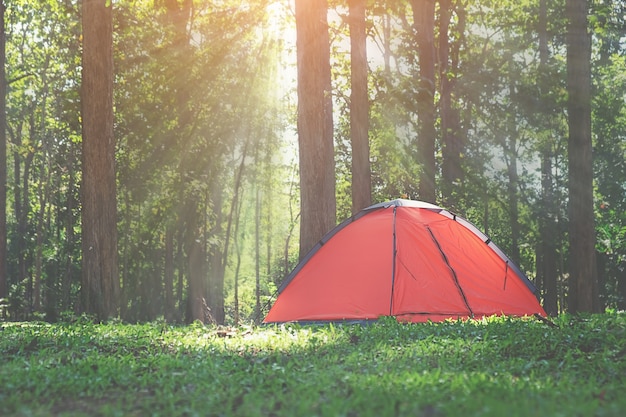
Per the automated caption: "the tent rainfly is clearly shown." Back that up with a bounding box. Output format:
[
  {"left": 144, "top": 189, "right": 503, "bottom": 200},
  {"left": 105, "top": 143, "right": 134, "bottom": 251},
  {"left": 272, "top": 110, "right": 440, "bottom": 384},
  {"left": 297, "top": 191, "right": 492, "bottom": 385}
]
[{"left": 264, "top": 199, "right": 546, "bottom": 324}]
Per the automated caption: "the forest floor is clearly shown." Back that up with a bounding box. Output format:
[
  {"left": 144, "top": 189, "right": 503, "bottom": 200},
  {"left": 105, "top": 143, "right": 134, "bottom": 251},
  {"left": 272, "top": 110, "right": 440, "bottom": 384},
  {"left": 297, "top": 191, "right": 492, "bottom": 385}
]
[{"left": 1, "top": 313, "right": 625, "bottom": 417}]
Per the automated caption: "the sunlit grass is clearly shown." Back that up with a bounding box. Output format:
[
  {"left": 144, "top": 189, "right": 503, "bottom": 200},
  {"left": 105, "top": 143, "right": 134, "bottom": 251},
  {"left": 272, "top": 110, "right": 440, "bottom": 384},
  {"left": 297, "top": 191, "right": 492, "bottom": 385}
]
[{"left": 1, "top": 313, "right": 624, "bottom": 416}]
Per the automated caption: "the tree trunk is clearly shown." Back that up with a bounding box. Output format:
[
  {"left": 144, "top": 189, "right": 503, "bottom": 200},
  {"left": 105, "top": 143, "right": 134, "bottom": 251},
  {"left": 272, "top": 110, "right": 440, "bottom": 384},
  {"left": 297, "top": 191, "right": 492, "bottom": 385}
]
[
  {"left": 254, "top": 183, "right": 261, "bottom": 323},
  {"left": 439, "top": 0, "right": 464, "bottom": 208},
  {"left": 538, "top": 0, "right": 559, "bottom": 316},
  {"left": 504, "top": 76, "right": 521, "bottom": 265},
  {"left": 208, "top": 183, "right": 225, "bottom": 324},
  {"left": 295, "top": 0, "right": 336, "bottom": 258},
  {"left": 62, "top": 147, "right": 77, "bottom": 311},
  {"left": 34, "top": 153, "right": 51, "bottom": 313},
  {"left": 232, "top": 187, "right": 245, "bottom": 326},
  {"left": 11, "top": 119, "right": 33, "bottom": 312},
  {"left": 183, "top": 195, "right": 206, "bottom": 323},
  {"left": 505, "top": 135, "right": 520, "bottom": 265},
  {"left": 0, "top": 1, "right": 7, "bottom": 303},
  {"left": 34, "top": 59, "right": 52, "bottom": 313},
  {"left": 176, "top": 221, "right": 185, "bottom": 320},
  {"left": 81, "top": 0, "right": 119, "bottom": 320},
  {"left": 233, "top": 233, "right": 242, "bottom": 325},
  {"left": 411, "top": 0, "right": 437, "bottom": 203},
  {"left": 187, "top": 220, "right": 206, "bottom": 323},
  {"left": 348, "top": 0, "right": 371, "bottom": 214},
  {"left": 264, "top": 139, "right": 274, "bottom": 287},
  {"left": 541, "top": 152, "right": 559, "bottom": 315},
  {"left": 164, "top": 226, "right": 175, "bottom": 322},
  {"left": 566, "top": 0, "right": 599, "bottom": 313}
]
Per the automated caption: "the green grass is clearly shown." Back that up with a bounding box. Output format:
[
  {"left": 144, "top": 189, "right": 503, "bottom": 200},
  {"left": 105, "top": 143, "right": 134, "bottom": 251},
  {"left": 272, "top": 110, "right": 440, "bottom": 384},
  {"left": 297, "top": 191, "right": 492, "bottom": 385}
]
[{"left": 1, "top": 313, "right": 625, "bottom": 417}]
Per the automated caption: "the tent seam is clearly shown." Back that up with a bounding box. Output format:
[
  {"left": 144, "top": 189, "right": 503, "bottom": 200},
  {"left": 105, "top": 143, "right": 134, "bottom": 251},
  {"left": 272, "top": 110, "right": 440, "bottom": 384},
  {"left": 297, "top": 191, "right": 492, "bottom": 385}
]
[
  {"left": 390, "top": 206, "right": 397, "bottom": 316},
  {"left": 426, "top": 226, "right": 474, "bottom": 318}
]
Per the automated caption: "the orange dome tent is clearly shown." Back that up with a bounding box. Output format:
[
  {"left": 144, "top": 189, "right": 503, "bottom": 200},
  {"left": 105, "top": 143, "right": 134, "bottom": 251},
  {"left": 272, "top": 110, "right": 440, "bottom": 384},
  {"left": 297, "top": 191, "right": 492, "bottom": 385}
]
[{"left": 264, "top": 199, "right": 546, "bottom": 323}]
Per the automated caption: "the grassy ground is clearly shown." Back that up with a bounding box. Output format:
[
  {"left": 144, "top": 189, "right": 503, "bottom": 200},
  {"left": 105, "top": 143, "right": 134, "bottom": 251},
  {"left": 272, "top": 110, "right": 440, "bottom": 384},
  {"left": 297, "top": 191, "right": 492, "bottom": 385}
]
[{"left": 1, "top": 313, "right": 625, "bottom": 417}]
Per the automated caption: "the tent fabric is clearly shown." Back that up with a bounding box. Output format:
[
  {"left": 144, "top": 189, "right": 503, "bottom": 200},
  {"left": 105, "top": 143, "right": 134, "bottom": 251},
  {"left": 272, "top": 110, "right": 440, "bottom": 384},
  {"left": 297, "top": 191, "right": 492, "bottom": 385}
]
[{"left": 264, "top": 199, "right": 546, "bottom": 324}]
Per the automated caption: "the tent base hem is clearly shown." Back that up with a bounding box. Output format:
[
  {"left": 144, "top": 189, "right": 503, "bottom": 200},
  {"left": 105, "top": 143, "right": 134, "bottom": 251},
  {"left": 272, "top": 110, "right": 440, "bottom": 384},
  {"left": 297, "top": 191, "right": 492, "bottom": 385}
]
[{"left": 263, "top": 313, "right": 546, "bottom": 326}]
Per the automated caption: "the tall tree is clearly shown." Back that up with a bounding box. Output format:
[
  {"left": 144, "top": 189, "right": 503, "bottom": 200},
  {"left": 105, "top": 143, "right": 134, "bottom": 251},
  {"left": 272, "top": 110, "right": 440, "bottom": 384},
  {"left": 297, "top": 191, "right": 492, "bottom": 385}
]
[
  {"left": 502, "top": 110, "right": 521, "bottom": 265},
  {"left": 538, "top": 0, "right": 559, "bottom": 316},
  {"left": 0, "top": 1, "right": 6, "bottom": 303},
  {"left": 439, "top": 0, "right": 465, "bottom": 208},
  {"left": 566, "top": 0, "right": 599, "bottom": 312},
  {"left": 411, "top": 0, "right": 437, "bottom": 203},
  {"left": 81, "top": 0, "right": 119, "bottom": 320},
  {"left": 295, "top": 0, "right": 336, "bottom": 258},
  {"left": 348, "top": 0, "right": 371, "bottom": 213}
]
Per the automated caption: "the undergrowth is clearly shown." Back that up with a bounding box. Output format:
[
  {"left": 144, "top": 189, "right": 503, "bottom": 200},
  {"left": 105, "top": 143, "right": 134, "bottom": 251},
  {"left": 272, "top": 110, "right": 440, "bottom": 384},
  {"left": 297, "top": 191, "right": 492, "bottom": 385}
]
[{"left": 1, "top": 313, "right": 625, "bottom": 416}]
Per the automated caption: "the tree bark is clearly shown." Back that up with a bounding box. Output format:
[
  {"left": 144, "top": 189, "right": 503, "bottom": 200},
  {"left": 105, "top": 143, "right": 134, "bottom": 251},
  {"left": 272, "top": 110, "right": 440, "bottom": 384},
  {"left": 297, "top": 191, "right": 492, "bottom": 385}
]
[
  {"left": 11, "top": 120, "right": 32, "bottom": 311},
  {"left": 295, "top": 0, "right": 336, "bottom": 258},
  {"left": 232, "top": 186, "right": 245, "bottom": 325},
  {"left": 254, "top": 182, "right": 261, "bottom": 323},
  {"left": 182, "top": 192, "right": 207, "bottom": 323},
  {"left": 566, "top": 0, "right": 599, "bottom": 313},
  {"left": 34, "top": 58, "right": 52, "bottom": 313},
  {"left": 538, "top": 0, "right": 559, "bottom": 316},
  {"left": 505, "top": 135, "right": 520, "bottom": 265},
  {"left": 439, "top": 0, "right": 464, "bottom": 208},
  {"left": 186, "top": 219, "right": 206, "bottom": 323},
  {"left": 62, "top": 147, "right": 77, "bottom": 311},
  {"left": 348, "top": 0, "right": 371, "bottom": 214},
  {"left": 503, "top": 74, "right": 521, "bottom": 265},
  {"left": 208, "top": 183, "right": 225, "bottom": 324},
  {"left": 164, "top": 226, "right": 175, "bottom": 322},
  {"left": 81, "top": 0, "right": 119, "bottom": 320},
  {"left": 411, "top": 0, "right": 437, "bottom": 203},
  {"left": 0, "top": 1, "right": 7, "bottom": 303},
  {"left": 541, "top": 152, "right": 559, "bottom": 315}
]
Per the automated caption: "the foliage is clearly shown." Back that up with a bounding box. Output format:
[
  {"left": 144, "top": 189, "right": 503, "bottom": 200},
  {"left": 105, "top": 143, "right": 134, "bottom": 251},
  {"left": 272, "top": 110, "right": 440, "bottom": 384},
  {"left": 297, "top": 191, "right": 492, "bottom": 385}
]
[
  {"left": 594, "top": 53, "right": 626, "bottom": 309},
  {"left": 1, "top": 314, "right": 625, "bottom": 416},
  {"left": 2, "top": 0, "right": 626, "bottom": 322},
  {"left": 3, "top": 0, "right": 296, "bottom": 323},
  {"left": 5, "top": 0, "right": 83, "bottom": 316}
]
